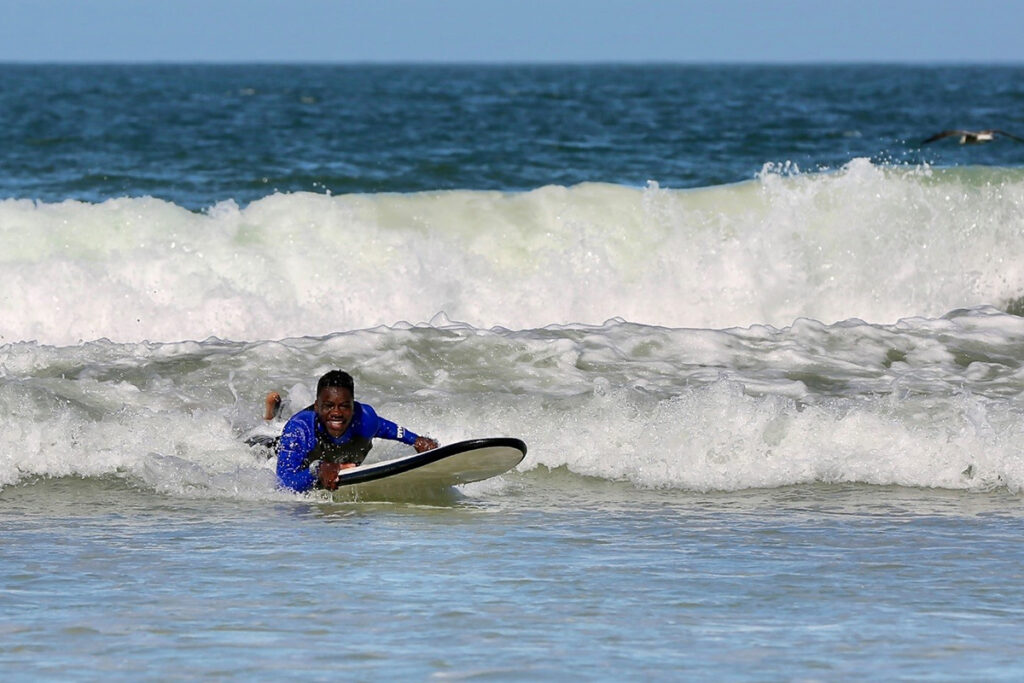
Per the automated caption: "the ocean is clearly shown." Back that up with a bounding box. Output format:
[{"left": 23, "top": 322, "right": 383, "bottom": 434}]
[{"left": 2, "top": 63, "right": 1024, "bottom": 680}]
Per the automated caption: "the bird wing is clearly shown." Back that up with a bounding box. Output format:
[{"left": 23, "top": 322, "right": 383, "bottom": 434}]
[
  {"left": 920, "top": 130, "right": 962, "bottom": 145},
  {"left": 991, "top": 129, "right": 1024, "bottom": 142}
]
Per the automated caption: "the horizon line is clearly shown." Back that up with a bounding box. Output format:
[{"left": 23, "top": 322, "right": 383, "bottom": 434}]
[{"left": 2, "top": 58, "right": 1023, "bottom": 67}]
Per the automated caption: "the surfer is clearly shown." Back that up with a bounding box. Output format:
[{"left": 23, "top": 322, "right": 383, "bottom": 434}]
[{"left": 274, "top": 370, "right": 438, "bottom": 492}]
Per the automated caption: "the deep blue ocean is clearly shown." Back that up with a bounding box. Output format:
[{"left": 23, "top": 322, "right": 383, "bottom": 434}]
[
  {"left": 5, "top": 64, "right": 1024, "bottom": 207},
  {"left": 2, "top": 64, "right": 1024, "bottom": 680}
]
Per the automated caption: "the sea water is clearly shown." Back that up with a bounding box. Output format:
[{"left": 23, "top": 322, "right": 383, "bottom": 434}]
[{"left": 2, "top": 64, "right": 1024, "bottom": 680}]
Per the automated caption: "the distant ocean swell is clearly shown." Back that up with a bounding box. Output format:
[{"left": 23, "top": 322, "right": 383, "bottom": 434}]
[{"left": 3, "top": 159, "right": 1024, "bottom": 347}]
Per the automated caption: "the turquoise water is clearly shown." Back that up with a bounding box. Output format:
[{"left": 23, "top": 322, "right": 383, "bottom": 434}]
[
  {"left": 5, "top": 478, "right": 1024, "bottom": 679},
  {"left": 2, "top": 64, "right": 1024, "bottom": 679}
]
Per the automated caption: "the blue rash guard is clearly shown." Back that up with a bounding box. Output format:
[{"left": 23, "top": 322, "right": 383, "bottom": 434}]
[{"left": 276, "top": 402, "right": 419, "bottom": 492}]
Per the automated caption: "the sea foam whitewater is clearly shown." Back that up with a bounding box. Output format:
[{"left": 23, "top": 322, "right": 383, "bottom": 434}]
[
  {"left": 4, "top": 159, "right": 1024, "bottom": 345},
  {"left": 5, "top": 159, "right": 1024, "bottom": 499},
  {"left": 3, "top": 64, "right": 1024, "bottom": 679},
  {"left": 3, "top": 306, "right": 1024, "bottom": 498}
]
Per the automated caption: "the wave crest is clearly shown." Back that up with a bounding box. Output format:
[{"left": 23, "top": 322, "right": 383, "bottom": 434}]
[{"left": 3, "top": 160, "right": 1024, "bottom": 345}]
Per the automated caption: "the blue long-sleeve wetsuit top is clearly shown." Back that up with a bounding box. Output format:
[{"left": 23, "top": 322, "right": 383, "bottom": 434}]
[{"left": 276, "top": 401, "right": 419, "bottom": 492}]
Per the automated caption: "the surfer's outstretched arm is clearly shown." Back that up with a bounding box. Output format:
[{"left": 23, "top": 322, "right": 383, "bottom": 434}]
[{"left": 362, "top": 403, "right": 439, "bottom": 452}]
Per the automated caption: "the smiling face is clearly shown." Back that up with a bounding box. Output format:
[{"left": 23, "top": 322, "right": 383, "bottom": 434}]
[{"left": 314, "top": 386, "right": 355, "bottom": 438}]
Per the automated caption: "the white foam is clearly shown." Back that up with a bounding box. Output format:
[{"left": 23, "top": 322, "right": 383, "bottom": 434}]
[
  {"left": 5, "top": 311, "right": 1022, "bottom": 495},
  {"left": 522, "top": 380, "right": 1024, "bottom": 493},
  {"left": 3, "top": 161, "right": 1024, "bottom": 345},
  {"left": 3, "top": 166, "right": 1024, "bottom": 496}
]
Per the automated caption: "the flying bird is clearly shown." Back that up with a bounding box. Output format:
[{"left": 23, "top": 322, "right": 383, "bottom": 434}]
[{"left": 920, "top": 129, "right": 1024, "bottom": 145}]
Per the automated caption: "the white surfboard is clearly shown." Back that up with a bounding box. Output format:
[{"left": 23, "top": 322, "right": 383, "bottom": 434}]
[{"left": 334, "top": 437, "right": 526, "bottom": 492}]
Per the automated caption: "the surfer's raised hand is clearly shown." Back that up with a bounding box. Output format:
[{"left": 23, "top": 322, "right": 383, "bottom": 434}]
[{"left": 414, "top": 436, "right": 439, "bottom": 453}]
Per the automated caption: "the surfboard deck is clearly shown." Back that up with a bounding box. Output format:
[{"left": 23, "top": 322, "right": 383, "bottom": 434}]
[{"left": 335, "top": 437, "right": 526, "bottom": 491}]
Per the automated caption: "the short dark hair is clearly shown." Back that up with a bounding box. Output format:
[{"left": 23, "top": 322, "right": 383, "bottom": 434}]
[{"left": 317, "top": 370, "right": 354, "bottom": 396}]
